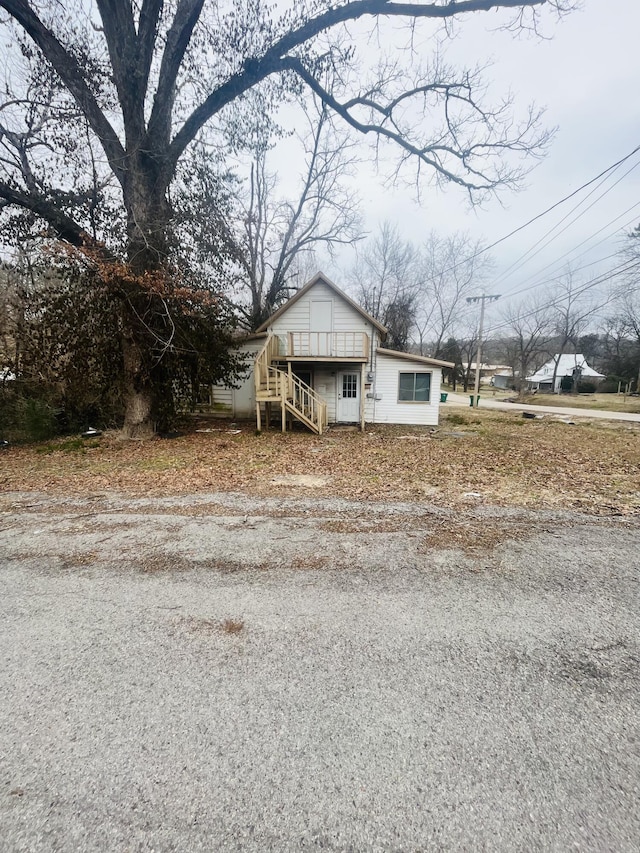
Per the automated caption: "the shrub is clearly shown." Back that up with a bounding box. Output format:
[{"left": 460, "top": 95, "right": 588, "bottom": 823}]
[
  {"left": 21, "top": 398, "right": 58, "bottom": 441},
  {"left": 447, "top": 413, "right": 468, "bottom": 426},
  {"left": 599, "top": 375, "right": 628, "bottom": 393},
  {"left": 0, "top": 389, "right": 58, "bottom": 442}
]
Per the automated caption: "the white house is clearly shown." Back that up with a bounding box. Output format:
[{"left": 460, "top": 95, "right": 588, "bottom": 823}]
[
  {"left": 210, "top": 272, "right": 453, "bottom": 433},
  {"left": 526, "top": 353, "right": 605, "bottom": 393}
]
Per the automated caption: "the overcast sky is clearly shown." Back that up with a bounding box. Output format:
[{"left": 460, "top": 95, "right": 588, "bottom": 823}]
[{"left": 270, "top": 0, "right": 640, "bottom": 330}]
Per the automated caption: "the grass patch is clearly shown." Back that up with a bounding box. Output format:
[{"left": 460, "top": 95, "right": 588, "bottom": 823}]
[
  {"left": 36, "top": 438, "right": 101, "bottom": 455},
  {"left": 139, "top": 554, "right": 194, "bottom": 573},
  {"left": 445, "top": 413, "right": 469, "bottom": 426},
  {"left": 519, "top": 392, "right": 640, "bottom": 413},
  {"left": 61, "top": 552, "right": 99, "bottom": 568},
  {"left": 221, "top": 618, "right": 245, "bottom": 634},
  {"left": 177, "top": 615, "right": 245, "bottom": 635}
]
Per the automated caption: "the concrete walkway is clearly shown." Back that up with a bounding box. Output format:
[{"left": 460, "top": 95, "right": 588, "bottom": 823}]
[{"left": 443, "top": 391, "right": 640, "bottom": 423}]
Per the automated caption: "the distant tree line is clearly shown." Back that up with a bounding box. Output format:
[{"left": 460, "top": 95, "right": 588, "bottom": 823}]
[{"left": 347, "top": 223, "right": 640, "bottom": 396}]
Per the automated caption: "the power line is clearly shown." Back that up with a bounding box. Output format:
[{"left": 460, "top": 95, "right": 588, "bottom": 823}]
[
  {"left": 494, "top": 160, "right": 640, "bottom": 288},
  {"left": 484, "top": 257, "right": 640, "bottom": 337},
  {"left": 496, "top": 203, "right": 640, "bottom": 302},
  {"left": 415, "top": 141, "right": 640, "bottom": 287},
  {"left": 486, "top": 257, "right": 640, "bottom": 337},
  {"left": 481, "top": 143, "right": 640, "bottom": 257},
  {"left": 505, "top": 250, "right": 621, "bottom": 297}
]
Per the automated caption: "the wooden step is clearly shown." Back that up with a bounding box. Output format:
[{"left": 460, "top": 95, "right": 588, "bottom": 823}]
[{"left": 284, "top": 400, "right": 321, "bottom": 434}]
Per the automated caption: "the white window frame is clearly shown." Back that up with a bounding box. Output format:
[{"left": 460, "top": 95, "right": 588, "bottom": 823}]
[{"left": 398, "top": 371, "right": 431, "bottom": 403}]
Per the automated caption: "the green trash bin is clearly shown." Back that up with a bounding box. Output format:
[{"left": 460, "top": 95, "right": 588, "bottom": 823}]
[
  {"left": 440, "top": 392, "right": 448, "bottom": 403},
  {"left": 469, "top": 395, "right": 480, "bottom": 407}
]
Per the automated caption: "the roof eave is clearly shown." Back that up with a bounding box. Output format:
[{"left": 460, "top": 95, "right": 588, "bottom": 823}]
[
  {"left": 377, "top": 347, "right": 455, "bottom": 369},
  {"left": 254, "top": 271, "right": 388, "bottom": 336}
]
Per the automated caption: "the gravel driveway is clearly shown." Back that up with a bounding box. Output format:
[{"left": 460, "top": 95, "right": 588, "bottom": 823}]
[{"left": 1, "top": 491, "right": 639, "bottom": 852}]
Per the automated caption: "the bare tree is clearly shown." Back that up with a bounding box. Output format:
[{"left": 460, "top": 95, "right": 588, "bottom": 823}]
[
  {"left": 349, "top": 222, "right": 420, "bottom": 351},
  {"left": 415, "top": 232, "right": 493, "bottom": 357},
  {"left": 616, "top": 223, "right": 640, "bottom": 387},
  {"left": 611, "top": 290, "right": 640, "bottom": 390},
  {"left": 236, "top": 100, "right": 362, "bottom": 330},
  {"left": 0, "top": 0, "right": 567, "bottom": 435},
  {"left": 599, "top": 314, "right": 639, "bottom": 389},
  {"left": 498, "top": 292, "right": 552, "bottom": 396},
  {"left": 547, "top": 268, "right": 610, "bottom": 393}
]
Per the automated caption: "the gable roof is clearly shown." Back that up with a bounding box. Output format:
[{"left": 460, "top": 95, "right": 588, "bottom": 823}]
[
  {"left": 254, "top": 272, "right": 388, "bottom": 336},
  {"left": 526, "top": 353, "right": 605, "bottom": 382},
  {"left": 377, "top": 348, "right": 455, "bottom": 369}
]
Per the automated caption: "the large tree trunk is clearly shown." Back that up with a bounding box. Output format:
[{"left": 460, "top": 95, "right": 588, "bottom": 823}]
[
  {"left": 121, "top": 330, "right": 155, "bottom": 439},
  {"left": 119, "top": 166, "right": 171, "bottom": 438},
  {"left": 518, "top": 352, "right": 527, "bottom": 399}
]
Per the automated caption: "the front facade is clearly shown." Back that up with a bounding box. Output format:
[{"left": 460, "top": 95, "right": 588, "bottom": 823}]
[{"left": 211, "top": 273, "right": 453, "bottom": 433}]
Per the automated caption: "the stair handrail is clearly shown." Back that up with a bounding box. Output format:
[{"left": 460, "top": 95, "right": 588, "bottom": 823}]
[
  {"left": 255, "top": 334, "right": 328, "bottom": 433},
  {"left": 254, "top": 334, "right": 281, "bottom": 395},
  {"left": 287, "top": 372, "right": 327, "bottom": 434}
]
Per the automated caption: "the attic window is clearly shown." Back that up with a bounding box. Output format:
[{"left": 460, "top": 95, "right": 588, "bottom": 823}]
[{"left": 398, "top": 372, "right": 431, "bottom": 402}]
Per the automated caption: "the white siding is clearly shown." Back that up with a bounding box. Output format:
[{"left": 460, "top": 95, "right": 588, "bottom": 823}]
[
  {"left": 312, "top": 368, "right": 337, "bottom": 422},
  {"left": 365, "top": 353, "right": 442, "bottom": 426},
  {"left": 268, "top": 281, "right": 379, "bottom": 360},
  {"left": 209, "top": 384, "right": 233, "bottom": 416},
  {"left": 211, "top": 341, "right": 262, "bottom": 418}
]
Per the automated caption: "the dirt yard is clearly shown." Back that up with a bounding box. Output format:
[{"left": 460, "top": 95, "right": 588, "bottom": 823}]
[{"left": 1, "top": 409, "right": 639, "bottom": 515}]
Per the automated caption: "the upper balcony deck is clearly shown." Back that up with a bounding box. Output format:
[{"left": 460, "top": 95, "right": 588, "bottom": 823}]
[{"left": 282, "top": 331, "right": 370, "bottom": 361}]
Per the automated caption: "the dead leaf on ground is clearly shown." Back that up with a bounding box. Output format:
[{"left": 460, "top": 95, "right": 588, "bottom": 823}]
[{"left": 2, "top": 413, "right": 639, "bottom": 516}]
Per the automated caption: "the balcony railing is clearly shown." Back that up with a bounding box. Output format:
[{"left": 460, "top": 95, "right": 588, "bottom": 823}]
[{"left": 287, "top": 331, "right": 369, "bottom": 358}]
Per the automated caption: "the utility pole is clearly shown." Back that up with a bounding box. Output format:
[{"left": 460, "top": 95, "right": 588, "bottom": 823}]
[{"left": 466, "top": 293, "right": 500, "bottom": 406}]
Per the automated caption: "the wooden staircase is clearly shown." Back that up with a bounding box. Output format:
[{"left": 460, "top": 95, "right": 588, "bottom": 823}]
[{"left": 254, "top": 335, "right": 328, "bottom": 434}]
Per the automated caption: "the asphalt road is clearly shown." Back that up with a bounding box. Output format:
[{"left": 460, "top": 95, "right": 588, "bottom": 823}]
[
  {"left": 444, "top": 391, "right": 640, "bottom": 422},
  {"left": 1, "top": 491, "right": 639, "bottom": 852}
]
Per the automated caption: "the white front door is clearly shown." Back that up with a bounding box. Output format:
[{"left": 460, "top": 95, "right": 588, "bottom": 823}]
[{"left": 337, "top": 372, "right": 360, "bottom": 422}]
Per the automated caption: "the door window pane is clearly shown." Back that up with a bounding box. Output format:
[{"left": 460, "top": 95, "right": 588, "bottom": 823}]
[{"left": 343, "top": 374, "right": 357, "bottom": 398}]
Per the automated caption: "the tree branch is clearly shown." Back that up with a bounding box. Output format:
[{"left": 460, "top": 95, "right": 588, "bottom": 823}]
[
  {"left": 287, "top": 58, "right": 497, "bottom": 191},
  {"left": 147, "top": 0, "right": 206, "bottom": 147},
  {"left": 136, "top": 0, "right": 165, "bottom": 100},
  {"left": 0, "top": 180, "right": 89, "bottom": 246},
  {"left": 0, "top": 0, "right": 126, "bottom": 185},
  {"left": 95, "top": 0, "right": 144, "bottom": 142},
  {"left": 168, "top": 0, "right": 546, "bottom": 169}
]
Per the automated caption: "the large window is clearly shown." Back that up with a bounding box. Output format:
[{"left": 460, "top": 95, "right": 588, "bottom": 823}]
[{"left": 398, "top": 372, "right": 431, "bottom": 402}]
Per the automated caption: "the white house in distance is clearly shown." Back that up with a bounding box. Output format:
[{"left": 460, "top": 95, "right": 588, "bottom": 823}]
[
  {"left": 526, "top": 353, "right": 605, "bottom": 393},
  {"left": 210, "top": 272, "right": 454, "bottom": 433}
]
